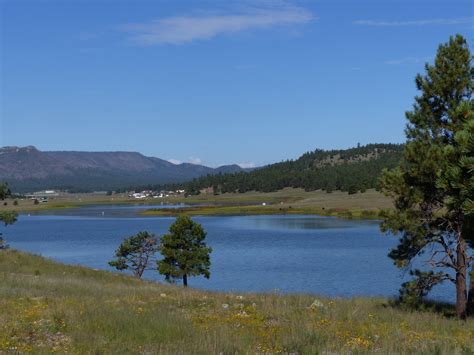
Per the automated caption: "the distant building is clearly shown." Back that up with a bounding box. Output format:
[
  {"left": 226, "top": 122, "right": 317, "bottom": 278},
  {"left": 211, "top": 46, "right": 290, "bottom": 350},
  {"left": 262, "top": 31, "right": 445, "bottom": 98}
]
[
  {"left": 26, "top": 190, "right": 59, "bottom": 198},
  {"left": 130, "top": 192, "right": 147, "bottom": 199}
]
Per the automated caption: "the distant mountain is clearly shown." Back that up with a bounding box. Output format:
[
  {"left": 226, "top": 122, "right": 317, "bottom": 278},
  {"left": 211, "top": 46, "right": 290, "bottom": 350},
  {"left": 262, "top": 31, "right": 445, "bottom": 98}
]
[
  {"left": 183, "top": 144, "right": 404, "bottom": 195},
  {"left": 0, "top": 146, "right": 249, "bottom": 193}
]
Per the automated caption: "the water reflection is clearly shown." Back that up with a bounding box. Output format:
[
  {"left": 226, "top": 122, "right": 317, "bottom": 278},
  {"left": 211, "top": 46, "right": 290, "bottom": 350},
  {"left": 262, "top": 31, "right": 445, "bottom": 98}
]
[
  {"left": 30, "top": 203, "right": 188, "bottom": 218},
  {"left": 239, "top": 215, "right": 378, "bottom": 230}
]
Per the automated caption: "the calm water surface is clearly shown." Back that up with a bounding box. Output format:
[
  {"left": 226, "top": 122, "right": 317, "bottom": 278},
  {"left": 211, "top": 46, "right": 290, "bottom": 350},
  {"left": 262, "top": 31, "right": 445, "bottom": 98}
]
[{"left": 6, "top": 205, "right": 452, "bottom": 301}]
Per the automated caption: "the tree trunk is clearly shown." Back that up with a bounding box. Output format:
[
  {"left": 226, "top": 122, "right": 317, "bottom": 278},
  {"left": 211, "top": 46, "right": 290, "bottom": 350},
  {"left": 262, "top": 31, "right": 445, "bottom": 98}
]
[
  {"left": 456, "top": 238, "right": 468, "bottom": 319},
  {"left": 468, "top": 267, "right": 474, "bottom": 317},
  {"left": 183, "top": 274, "right": 188, "bottom": 287}
]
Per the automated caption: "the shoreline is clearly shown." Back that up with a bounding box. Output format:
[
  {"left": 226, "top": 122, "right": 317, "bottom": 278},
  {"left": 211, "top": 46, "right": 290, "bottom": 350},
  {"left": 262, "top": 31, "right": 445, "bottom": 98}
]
[
  {"left": 3, "top": 188, "right": 391, "bottom": 220},
  {"left": 139, "top": 204, "right": 384, "bottom": 219}
]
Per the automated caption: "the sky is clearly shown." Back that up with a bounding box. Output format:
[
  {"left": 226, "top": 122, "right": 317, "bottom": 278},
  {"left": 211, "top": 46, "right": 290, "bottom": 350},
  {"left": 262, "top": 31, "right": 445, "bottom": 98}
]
[{"left": 1, "top": 0, "right": 472, "bottom": 167}]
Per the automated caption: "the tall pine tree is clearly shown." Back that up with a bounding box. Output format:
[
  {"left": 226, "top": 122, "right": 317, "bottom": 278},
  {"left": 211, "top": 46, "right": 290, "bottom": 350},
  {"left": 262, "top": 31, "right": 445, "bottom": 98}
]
[
  {"left": 157, "top": 216, "right": 212, "bottom": 287},
  {"left": 380, "top": 35, "right": 473, "bottom": 319}
]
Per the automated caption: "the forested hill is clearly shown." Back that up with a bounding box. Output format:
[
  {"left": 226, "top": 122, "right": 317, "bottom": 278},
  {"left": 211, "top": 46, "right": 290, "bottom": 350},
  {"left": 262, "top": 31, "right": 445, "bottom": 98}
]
[{"left": 184, "top": 144, "right": 404, "bottom": 195}]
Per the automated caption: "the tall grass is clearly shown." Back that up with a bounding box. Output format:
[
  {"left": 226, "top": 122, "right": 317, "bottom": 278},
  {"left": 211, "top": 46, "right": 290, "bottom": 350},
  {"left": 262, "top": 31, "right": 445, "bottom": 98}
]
[{"left": 1, "top": 250, "right": 472, "bottom": 354}]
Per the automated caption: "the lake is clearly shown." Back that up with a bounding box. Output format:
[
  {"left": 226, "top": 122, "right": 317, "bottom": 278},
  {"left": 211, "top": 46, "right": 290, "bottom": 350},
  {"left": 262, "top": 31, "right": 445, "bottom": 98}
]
[{"left": 6, "top": 204, "right": 453, "bottom": 301}]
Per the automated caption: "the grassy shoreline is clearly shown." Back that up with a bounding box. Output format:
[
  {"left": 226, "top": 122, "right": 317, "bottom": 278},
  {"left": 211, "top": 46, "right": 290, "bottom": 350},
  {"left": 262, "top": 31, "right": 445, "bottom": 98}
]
[
  {"left": 1, "top": 249, "right": 472, "bottom": 353},
  {"left": 2, "top": 188, "right": 392, "bottom": 220},
  {"left": 139, "top": 204, "right": 383, "bottom": 219}
]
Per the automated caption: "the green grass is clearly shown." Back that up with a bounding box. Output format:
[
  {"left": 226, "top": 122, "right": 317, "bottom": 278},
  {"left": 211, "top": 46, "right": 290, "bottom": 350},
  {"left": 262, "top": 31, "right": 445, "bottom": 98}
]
[
  {"left": 1, "top": 250, "right": 473, "bottom": 354},
  {"left": 1, "top": 188, "right": 393, "bottom": 216},
  {"left": 140, "top": 204, "right": 383, "bottom": 219},
  {"left": 139, "top": 189, "right": 390, "bottom": 219}
]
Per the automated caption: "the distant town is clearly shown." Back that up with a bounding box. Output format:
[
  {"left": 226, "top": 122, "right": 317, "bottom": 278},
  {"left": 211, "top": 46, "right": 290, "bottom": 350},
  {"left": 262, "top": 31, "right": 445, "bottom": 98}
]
[{"left": 21, "top": 189, "right": 187, "bottom": 203}]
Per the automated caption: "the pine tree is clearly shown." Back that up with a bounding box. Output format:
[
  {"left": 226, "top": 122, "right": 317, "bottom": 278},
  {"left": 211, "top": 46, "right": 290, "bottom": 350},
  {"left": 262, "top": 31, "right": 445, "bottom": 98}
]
[
  {"left": 109, "top": 231, "right": 159, "bottom": 279},
  {"left": 380, "top": 35, "right": 473, "bottom": 319},
  {"left": 157, "top": 216, "right": 212, "bottom": 287}
]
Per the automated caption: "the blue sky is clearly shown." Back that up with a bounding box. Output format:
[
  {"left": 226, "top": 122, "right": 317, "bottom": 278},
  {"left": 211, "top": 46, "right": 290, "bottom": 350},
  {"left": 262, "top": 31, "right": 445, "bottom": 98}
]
[{"left": 1, "top": 0, "right": 472, "bottom": 167}]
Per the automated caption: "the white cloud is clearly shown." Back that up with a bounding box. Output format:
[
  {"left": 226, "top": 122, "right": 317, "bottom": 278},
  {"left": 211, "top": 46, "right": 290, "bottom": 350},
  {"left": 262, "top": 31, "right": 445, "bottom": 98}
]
[
  {"left": 385, "top": 56, "right": 431, "bottom": 65},
  {"left": 238, "top": 162, "right": 257, "bottom": 169},
  {"left": 188, "top": 157, "right": 203, "bottom": 165},
  {"left": 354, "top": 17, "right": 473, "bottom": 26},
  {"left": 122, "top": 5, "right": 314, "bottom": 45},
  {"left": 167, "top": 159, "right": 182, "bottom": 165}
]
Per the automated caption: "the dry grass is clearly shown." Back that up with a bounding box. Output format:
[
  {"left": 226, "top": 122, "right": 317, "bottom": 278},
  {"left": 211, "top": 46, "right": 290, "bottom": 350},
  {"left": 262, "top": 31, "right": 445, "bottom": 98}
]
[
  {"left": 0, "top": 188, "right": 392, "bottom": 215},
  {"left": 140, "top": 189, "right": 392, "bottom": 218},
  {"left": 1, "top": 250, "right": 472, "bottom": 354}
]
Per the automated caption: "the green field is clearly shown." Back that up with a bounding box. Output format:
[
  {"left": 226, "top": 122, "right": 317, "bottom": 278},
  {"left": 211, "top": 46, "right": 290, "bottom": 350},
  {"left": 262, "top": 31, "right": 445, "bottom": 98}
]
[
  {"left": 1, "top": 250, "right": 472, "bottom": 354},
  {"left": 140, "top": 189, "right": 393, "bottom": 218},
  {"left": 1, "top": 188, "right": 394, "bottom": 219}
]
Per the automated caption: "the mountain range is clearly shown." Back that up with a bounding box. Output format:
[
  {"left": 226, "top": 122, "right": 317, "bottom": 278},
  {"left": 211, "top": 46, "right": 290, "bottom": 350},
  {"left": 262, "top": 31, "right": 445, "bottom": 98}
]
[{"left": 0, "top": 146, "right": 248, "bottom": 193}]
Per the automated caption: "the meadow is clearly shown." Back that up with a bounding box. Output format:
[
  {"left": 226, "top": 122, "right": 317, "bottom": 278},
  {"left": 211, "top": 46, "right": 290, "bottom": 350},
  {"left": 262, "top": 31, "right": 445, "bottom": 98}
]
[
  {"left": 0, "top": 188, "right": 393, "bottom": 219},
  {"left": 140, "top": 189, "right": 391, "bottom": 218},
  {"left": 1, "top": 249, "right": 473, "bottom": 354}
]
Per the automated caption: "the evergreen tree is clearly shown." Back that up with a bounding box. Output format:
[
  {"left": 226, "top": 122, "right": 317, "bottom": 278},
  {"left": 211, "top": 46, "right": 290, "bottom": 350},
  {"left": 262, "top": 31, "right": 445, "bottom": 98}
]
[
  {"left": 157, "top": 216, "right": 212, "bottom": 287},
  {"left": 380, "top": 35, "right": 473, "bottom": 319},
  {"left": 0, "top": 182, "right": 17, "bottom": 249},
  {"left": 445, "top": 102, "right": 474, "bottom": 314},
  {"left": 109, "top": 231, "right": 159, "bottom": 279},
  {"left": 0, "top": 183, "right": 10, "bottom": 200}
]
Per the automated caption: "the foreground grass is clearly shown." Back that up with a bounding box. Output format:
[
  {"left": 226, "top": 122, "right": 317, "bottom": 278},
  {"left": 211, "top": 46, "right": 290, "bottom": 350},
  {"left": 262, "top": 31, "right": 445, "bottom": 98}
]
[{"left": 1, "top": 250, "right": 473, "bottom": 354}]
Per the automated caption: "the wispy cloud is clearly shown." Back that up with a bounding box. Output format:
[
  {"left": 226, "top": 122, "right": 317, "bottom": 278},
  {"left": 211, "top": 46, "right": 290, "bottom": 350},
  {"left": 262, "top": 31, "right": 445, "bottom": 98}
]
[
  {"left": 121, "top": 5, "right": 314, "bottom": 45},
  {"left": 238, "top": 162, "right": 257, "bottom": 169},
  {"left": 354, "top": 17, "right": 473, "bottom": 27},
  {"left": 385, "top": 56, "right": 431, "bottom": 65},
  {"left": 167, "top": 159, "right": 182, "bottom": 165},
  {"left": 188, "top": 157, "right": 203, "bottom": 165}
]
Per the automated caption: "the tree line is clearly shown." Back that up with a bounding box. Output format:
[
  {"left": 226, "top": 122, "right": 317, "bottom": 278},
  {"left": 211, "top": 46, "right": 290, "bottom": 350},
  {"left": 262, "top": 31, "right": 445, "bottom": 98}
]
[{"left": 182, "top": 144, "right": 403, "bottom": 195}]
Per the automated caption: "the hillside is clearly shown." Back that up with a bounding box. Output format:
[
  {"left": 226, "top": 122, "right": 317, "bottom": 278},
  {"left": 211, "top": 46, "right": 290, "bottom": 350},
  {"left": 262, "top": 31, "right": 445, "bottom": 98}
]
[
  {"left": 0, "top": 146, "right": 246, "bottom": 193},
  {"left": 1, "top": 249, "right": 472, "bottom": 353},
  {"left": 0, "top": 144, "right": 403, "bottom": 194},
  {"left": 184, "top": 143, "right": 404, "bottom": 194}
]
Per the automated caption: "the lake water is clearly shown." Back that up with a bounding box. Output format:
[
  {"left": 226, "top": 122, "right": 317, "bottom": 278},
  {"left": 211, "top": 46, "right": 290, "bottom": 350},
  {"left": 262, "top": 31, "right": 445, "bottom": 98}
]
[{"left": 5, "top": 204, "right": 453, "bottom": 301}]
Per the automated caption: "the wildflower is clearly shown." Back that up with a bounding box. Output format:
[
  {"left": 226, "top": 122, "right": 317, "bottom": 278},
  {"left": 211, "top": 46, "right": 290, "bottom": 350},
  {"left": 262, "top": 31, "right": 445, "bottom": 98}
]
[
  {"left": 309, "top": 299, "right": 324, "bottom": 310},
  {"left": 236, "top": 295, "right": 244, "bottom": 300},
  {"left": 222, "top": 303, "right": 229, "bottom": 310},
  {"left": 160, "top": 293, "right": 166, "bottom": 298},
  {"left": 318, "top": 319, "right": 330, "bottom": 326},
  {"left": 346, "top": 336, "right": 371, "bottom": 349}
]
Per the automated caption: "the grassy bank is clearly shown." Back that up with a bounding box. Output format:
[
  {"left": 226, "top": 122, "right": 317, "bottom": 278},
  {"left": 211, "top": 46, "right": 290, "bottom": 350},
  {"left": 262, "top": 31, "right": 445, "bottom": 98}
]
[
  {"left": 140, "top": 189, "right": 390, "bottom": 219},
  {"left": 0, "top": 188, "right": 392, "bottom": 216},
  {"left": 140, "top": 204, "right": 383, "bottom": 219},
  {"left": 1, "top": 250, "right": 472, "bottom": 354}
]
